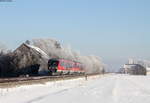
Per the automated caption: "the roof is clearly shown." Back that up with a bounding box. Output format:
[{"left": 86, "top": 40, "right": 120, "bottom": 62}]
[
  {"left": 14, "top": 43, "right": 49, "bottom": 59},
  {"left": 49, "top": 58, "right": 82, "bottom": 64}
]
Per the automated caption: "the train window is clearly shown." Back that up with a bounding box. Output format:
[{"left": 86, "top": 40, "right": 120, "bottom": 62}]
[
  {"left": 65, "top": 63, "right": 72, "bottom": 69},
  {"left": 60, "top": 62, "right": 64, "bottom": 66},
  {"left": 70, "top": 63, "right": 73, "bottom": 68},
  {"left": 69, "top": 63, "right": 71, "bottom": 68},
  {"left": 66, "top": 64, "right": 69, "bottom": 69},
  {"left": 61, "top": 62, "right": 67, "bottom": 68},
  {"left": 70, "top": 64, "right": 73, "bottom": 68},
  {"left": 64, "top": 62, "right": 67, "bottom": 68},
  {"left": 76, "top": 64, "right": 79, "bottom": 68},
  {"left": 66, "top": 63, "right": 70, "bottom": 69},
  {"left": 73, "top": 64, "right": 76, "bottom": 68}
]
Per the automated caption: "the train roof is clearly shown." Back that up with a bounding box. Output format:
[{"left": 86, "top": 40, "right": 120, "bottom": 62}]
[{"left": 49, "top": 58, "right": 82, "bottom": 64}]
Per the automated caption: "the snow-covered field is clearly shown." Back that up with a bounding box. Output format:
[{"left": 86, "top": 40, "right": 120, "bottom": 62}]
[{"left": 1, "top": 74, "right": 150, "bottom": 103}]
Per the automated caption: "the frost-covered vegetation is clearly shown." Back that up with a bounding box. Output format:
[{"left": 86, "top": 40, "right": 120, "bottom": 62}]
[{"left": 0, "top": 38, "right": 105, "bottom": 77}]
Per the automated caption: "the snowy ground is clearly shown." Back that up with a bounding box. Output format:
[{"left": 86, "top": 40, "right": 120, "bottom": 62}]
[{"left": 1, "top": 74, "right": 150, "bottom": 103}]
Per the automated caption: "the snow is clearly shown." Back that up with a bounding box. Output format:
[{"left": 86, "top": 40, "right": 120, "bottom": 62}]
[
  {"left": 147, "top": 67, "right": 150, "bottom": 73},
  {"left": 26, "top": 44, "right": 49, "bottom": 59},
  {"left": 1, "top": 74, "right": 150, "bottom": 103}
]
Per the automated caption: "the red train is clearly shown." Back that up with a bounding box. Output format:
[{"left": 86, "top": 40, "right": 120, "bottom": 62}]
[{"left": 48, "top": 58, "right": 85, "bottom": 75}]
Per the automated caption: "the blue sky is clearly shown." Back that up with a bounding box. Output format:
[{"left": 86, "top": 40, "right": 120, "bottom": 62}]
[{"left": 0, "top": 0, "right": 150, "bottom": 71}]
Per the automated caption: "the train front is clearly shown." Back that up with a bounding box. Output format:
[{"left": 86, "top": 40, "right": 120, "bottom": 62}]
[{"left": 48, "top": 59, "right": 59, "bottom": 75}]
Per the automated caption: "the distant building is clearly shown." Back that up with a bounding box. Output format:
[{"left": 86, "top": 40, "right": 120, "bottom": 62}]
[
  {"left": 146, "top": 67, "right": 150, "bottom": 74},
  {"left": 123, "top": 64, "right": 146, "bottom": 75}
]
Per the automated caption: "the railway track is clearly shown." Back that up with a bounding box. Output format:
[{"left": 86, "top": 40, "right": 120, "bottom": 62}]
[
  {"left": 0, "top": 74, "right": 99, "bottom": 84},
  {"left": 0, "top": 76, "right": 54, "bottom": 83}
]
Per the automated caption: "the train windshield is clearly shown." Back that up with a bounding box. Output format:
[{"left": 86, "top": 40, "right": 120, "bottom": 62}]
[{"left": 48, "top": 60, "right": 59, "bottom": 67}]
